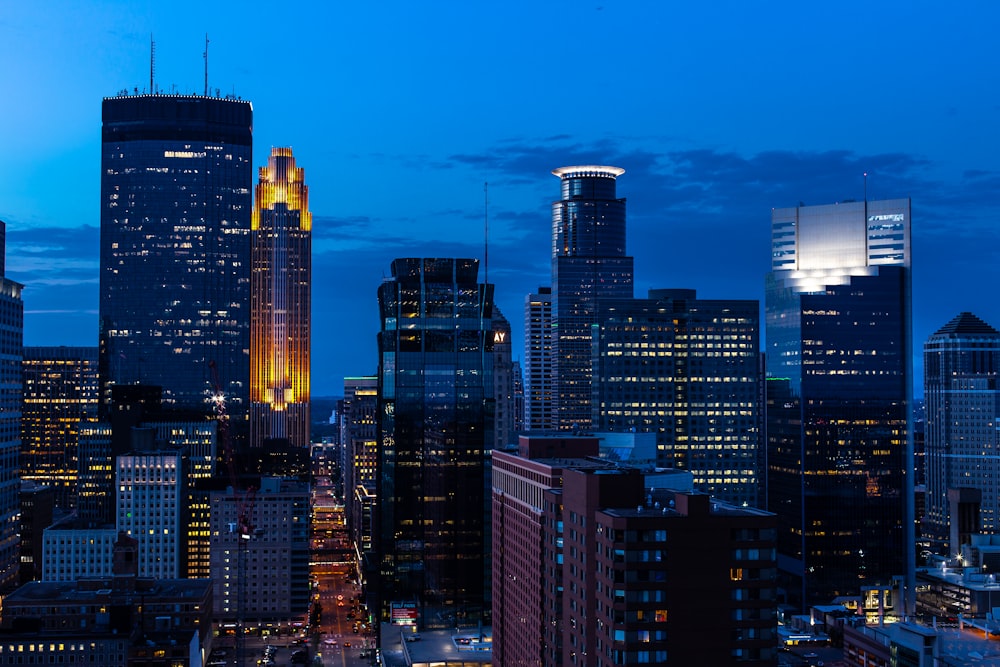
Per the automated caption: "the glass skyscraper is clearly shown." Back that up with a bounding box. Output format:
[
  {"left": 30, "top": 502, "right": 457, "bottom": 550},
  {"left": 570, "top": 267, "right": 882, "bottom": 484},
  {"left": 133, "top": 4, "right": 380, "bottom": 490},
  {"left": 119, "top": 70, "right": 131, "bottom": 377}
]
[
  {"left": 98, "top": 94, "right": 253, "bottom": 416},
  {"left": 923, "top": 312, "right": 1000, "bottom": 555},
  {"left": 766, "top": 199, "right": 913, "bottom": 609},
  {"left": 551, "top": 166, "right": 633, "bottom": 431},
  {"left": 376, "top": 258, "right": 494, "bottom": 629},
  {"left": 250, "top": 147, "right": 311, "bottom": 448},
  {"left": 0, "top": 221, "right": 23, "bottom": 594}
]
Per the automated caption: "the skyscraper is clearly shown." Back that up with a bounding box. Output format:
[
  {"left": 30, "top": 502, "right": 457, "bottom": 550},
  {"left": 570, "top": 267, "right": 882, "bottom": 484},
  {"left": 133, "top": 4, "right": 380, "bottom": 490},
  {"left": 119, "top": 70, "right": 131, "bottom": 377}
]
[
  {"left": 491, "top": 307, "right": 516, "bottom": 449},
  {"left": 766, "top": 199, "right": 913, "bottom": 609},
  {"left": 550, "top": 166, "right": 633, "bottom": 431},
  {"left": 923, "top": 312, "right": 1000, "bottom": 555},
  {"left": 0, "top": 221, "right": 22, "bottom": 594},
  {"left": 99, "top": 94, "right": 253, "bottom": 415},
  {"left": 250, "top": 147, "right": 311, "bottom": 448},
  {"left": 593, "top": 289, "right": 761, "bottom": 507},
  {"left": 21, "top": 346, "right": 99, "bottom": 509},
  {"left": 376, "top": 258, "right": 494, "bottom": 629},
  {"left": 524, "top": 286, "right": 554, "bottom": 431}
]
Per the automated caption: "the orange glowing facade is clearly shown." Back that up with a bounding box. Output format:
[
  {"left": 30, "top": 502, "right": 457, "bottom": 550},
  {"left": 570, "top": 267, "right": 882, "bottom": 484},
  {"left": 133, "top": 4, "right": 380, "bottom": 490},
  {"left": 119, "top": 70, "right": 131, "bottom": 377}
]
[{"left": 250, "top": 148, "right": 311, "bottom": 448}]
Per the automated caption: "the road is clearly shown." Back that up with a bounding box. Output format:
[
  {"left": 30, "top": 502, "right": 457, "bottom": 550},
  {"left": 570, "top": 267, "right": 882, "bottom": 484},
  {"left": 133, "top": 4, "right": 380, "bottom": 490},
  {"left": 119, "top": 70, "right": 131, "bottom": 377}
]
[{"left": 311, "top": 477, "right": 377, "bottom": 667}]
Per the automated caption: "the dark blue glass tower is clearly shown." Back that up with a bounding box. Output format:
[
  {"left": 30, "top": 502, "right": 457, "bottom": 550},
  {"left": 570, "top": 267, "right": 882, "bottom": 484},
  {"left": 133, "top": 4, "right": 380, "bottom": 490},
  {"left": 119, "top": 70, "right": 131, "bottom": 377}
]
[
  {"left": 98, "top": 94, "right": 252, "bottom": 415},
  {"left": 766, "top": 200, "right": 913, "bottom": 610},
  {"left": 376, "top": 258, "right": 494, "bottom": 629},
  {"left": 551, "top": 166, "right": 633, "bottom": 431}
]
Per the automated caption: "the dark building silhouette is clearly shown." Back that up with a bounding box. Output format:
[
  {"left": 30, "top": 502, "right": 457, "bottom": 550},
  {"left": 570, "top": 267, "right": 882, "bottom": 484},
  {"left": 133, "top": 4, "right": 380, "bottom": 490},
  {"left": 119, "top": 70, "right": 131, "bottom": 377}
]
[
  {"left": 765, "top": 200, "right": 913, "bottom": 609},
  {"left": 98, "top": 94, "right": 252, "bottom": 417},
  {"left": 0, "top": 221, "right": 23, "bottom": 594},
  {"left": 18, "top": 482, "right": 55, "bottom": 585},
  {"left": 550, "top": 166, "right": 633, "bottom": 431},
  {"left": 923, "top": 312, "right": 1000, "bottom": 555},
  {"left": 376, "top": 258, "right": 494, "bottom": 629}
]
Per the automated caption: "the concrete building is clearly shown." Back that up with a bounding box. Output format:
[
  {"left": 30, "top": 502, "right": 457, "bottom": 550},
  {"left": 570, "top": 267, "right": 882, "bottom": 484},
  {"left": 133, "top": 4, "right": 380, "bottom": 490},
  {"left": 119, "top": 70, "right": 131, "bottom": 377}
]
[
  {"left": 210, "top": 477, "right": 310, "bottom": 627},
  {"left": 492, "top": 435, "right": 778, "bottom": 667}
]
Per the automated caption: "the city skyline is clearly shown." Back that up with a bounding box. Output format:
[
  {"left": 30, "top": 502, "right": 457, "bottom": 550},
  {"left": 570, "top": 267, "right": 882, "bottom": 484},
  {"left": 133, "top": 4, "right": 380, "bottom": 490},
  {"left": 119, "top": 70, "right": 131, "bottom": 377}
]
[{"left": 2, "top": 2, "right": 999, "bottom": 396}]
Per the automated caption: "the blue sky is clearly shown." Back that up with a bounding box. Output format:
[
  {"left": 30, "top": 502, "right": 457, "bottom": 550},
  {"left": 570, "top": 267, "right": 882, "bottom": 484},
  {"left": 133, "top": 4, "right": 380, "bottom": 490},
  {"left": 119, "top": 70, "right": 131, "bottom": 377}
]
[{"left": 1, "top": 1, "right": 998, "bottom": 396}]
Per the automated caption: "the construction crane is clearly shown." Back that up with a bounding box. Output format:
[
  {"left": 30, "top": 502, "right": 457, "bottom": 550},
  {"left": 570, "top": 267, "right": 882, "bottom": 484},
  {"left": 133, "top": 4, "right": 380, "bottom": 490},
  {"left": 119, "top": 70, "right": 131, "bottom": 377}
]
[{"left": 209, "top": 361, "right": 256, "bottom": 667}]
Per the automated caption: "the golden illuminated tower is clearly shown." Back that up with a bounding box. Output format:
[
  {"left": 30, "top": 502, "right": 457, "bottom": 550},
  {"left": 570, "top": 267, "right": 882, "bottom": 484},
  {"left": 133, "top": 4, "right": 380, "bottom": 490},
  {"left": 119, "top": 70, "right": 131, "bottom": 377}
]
[{"left": 250, "top": 148, "right": 311, "bottom": 448}]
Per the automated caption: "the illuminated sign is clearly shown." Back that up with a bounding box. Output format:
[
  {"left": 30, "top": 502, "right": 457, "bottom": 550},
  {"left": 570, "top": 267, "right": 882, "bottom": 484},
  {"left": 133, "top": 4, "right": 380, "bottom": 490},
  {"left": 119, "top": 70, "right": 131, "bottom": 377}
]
[
  {"left": 391, "top": 602, "right": 418, "bottom": 625},
  {"left": 493, "top": 331, "right": 506, "bottom": 343},
  {"left": 867, "top": 213, "right": 904, "bottom": 222}
]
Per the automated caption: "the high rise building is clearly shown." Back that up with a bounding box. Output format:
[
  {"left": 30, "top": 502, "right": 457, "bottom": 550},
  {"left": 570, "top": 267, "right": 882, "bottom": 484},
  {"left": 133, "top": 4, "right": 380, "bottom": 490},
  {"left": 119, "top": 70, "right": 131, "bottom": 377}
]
[
  {"left": 21, "top": 346, "right": 99, "bottom": 509},
  {"left": 210, "top": 477, "right": 310, "bottom": 626},
  {"left": 524, "top": 286, "right": 554, "bottom": 431},
  {"left": 376, "top": 258, "right": 494, "bottom": 628},
  {"left": 250, "top": 147, "right": 311, "bottom": 448},
  {"left": 0, "top": 221, "right": 23, "bottom": 594},
  {"left": 923, "top": 312, "right": 1000, "bottom": 555},
  {"left": 341, "top": 376, "right": 378, "bottom": 565},
  {"left": 551, "top": 166, "right": 634, "bottom": 431},
  {"left": 116, "top": 436, "right": 185, "bottom": 579},
  {"left": 492, "top": 436, "right": 778, "bottom": 667},
  {"left": 492, "top": 307, "right": 516, "bottom": 449},
  {"left": 593, "top": 289, "right": 761, "bottom": 506},
  {"left": 765, "top": 199, "right": 913, "bottom": 609},
  {"left": 98, "top": 94, "right": 252, "bottom": 415}
]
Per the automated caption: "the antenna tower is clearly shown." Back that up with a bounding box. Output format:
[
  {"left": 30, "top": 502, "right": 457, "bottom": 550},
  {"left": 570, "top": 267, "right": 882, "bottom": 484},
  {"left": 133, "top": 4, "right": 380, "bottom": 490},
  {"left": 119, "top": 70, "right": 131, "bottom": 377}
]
[
  {"left": 203, "top": 34, "right": 209, "bottom": 96},
  {"left": 483, "top": 181, "right": 489, "bottom": 283},
  {"left": 150, "top": 35, "right": 156, "bottom": 94}
]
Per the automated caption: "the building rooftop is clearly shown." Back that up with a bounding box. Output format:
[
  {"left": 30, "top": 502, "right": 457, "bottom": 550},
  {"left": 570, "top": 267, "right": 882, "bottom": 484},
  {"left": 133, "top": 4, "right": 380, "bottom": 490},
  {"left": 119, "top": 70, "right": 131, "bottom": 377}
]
[{"left": 932, "top": 312, "right": 1000, "bottom": 337}]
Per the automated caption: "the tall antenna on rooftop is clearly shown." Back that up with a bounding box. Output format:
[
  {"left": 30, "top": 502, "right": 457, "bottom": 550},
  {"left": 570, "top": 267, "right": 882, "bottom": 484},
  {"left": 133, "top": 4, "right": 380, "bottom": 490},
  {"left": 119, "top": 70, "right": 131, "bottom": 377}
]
[
  {"left": 484, "top": 180, "right": 490, "bottom": 283},
  {"left": 150, "top": 34, "right": 156, "bottom": 94},
  {"left": 203, "top": 34, "right": 209, "bottom": 96}
]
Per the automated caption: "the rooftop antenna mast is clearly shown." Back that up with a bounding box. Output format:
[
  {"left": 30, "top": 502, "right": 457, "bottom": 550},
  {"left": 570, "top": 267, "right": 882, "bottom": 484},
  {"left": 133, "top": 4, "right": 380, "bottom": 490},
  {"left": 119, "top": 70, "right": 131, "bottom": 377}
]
[
  {"left": 483, "top": 180, "right": 489, "bottom": 283},
  {"left": 203, "top": 34, "right": 209, "bottom": 96},
  {"left": 150, "top": 34, "right": 156, "bottom": 94}
]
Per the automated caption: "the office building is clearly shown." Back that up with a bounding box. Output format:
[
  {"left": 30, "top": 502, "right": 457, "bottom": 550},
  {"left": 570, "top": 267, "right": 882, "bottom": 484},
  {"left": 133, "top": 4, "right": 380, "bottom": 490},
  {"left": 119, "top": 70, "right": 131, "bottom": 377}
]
[
  {"left": 116, "top": 438, "right": 185, "bottom": 579},
  {"left": 765, "top": 199, "right": 912, "bottom": 609},
  {"left": 376, "top": 258, "right": 494, "bottom": 628},
  {"left": 250, "top": 147, "right": 311, "bottom": 448},
  {"left": 923, "top": 312, "right": 1000, "bottom": 555},
  {"left": 98, "top": 94, "right": 252, "bottom": 415},
  {"left": 41, "top": 517, "right": 118, "bottom": 581},
  {"left": 4, "top": 532, "right": 212, "bottom": 666},
  {"left": 593, "top": 289, "right": 761, "bottom": 506},
  {"left": 524, "top": 286, "right": 554, "bottom": 431},
  {"left": 210, "top": 477, "right": 310, "bottom": 626},
  {"left": 0, "top": 221, "right": 22, "bottom": 594},
  {"left": 18, "top": 482, "right": 55, "bottom": 584},
  {"left": 342, "top": 376, "right": 378, "bottom": 562},
  {"left": 492, "top": 436, "right": 778, "bottom": 667},
  {"left": 492, "top": 307, "right": 516, "bottom": 449},
  {"left": 20, "top": 346, "right": 99, "bottom": 509},
  {"left": 550, "top": 166, "right": 633, "bottom": 431}
]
